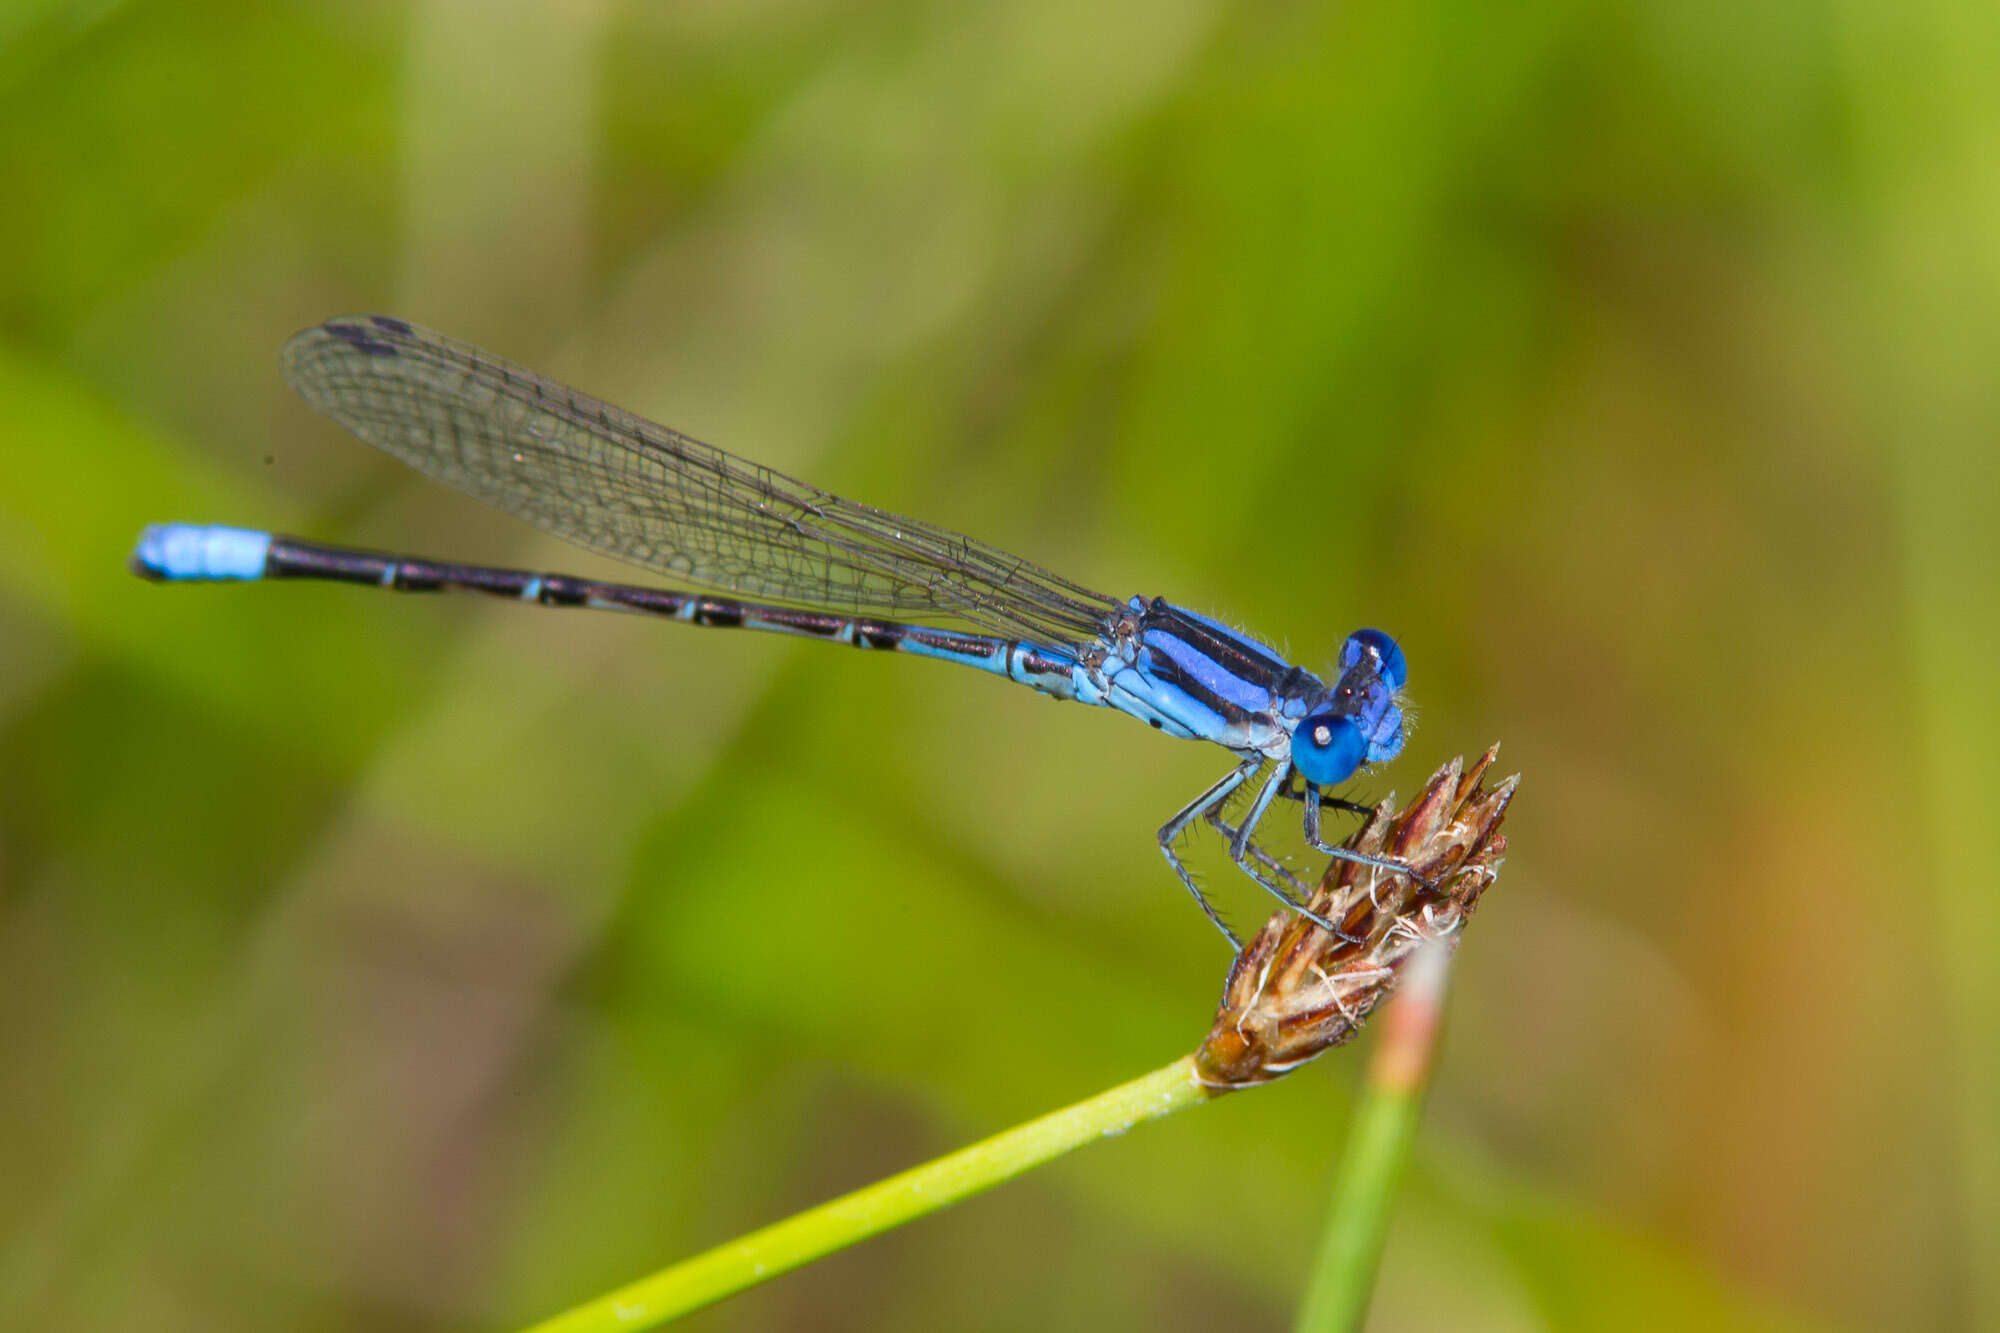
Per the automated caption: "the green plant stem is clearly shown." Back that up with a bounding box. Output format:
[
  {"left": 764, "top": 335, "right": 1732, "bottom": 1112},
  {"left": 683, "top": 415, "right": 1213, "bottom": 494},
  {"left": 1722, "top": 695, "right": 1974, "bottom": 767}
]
[
  {"left": 1293, "top": 942, "right": 1453, "bottom": 1333},
  {"left": 521, "top": 1056, "right": 1209, "bottom": 1332}
]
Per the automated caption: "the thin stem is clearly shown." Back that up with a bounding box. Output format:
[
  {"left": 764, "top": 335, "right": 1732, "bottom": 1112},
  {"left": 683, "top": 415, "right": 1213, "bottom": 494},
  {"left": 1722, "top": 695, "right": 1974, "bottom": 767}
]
[
  {"left": 1293, "top": 941, "right": 1453, "bottom": 1333},
  {"left": 520, "top": 1057, "right": 1209, "bottom": 1332}
]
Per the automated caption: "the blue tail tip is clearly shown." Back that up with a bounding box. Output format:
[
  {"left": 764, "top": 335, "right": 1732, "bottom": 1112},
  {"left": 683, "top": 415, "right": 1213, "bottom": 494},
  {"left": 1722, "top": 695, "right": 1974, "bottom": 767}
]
[
  {"left": 129, "top": 524, "right": 175, "bottom": 580},
  {"left": 129, "top": 523, "right": 272, "bottom": 582}
]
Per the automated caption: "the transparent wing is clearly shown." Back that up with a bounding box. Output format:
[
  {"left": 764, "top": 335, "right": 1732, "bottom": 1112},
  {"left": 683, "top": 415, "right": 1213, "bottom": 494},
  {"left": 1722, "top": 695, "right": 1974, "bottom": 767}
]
[{"left": 281, "top": 316, "right": 1123, "bottom": 645}]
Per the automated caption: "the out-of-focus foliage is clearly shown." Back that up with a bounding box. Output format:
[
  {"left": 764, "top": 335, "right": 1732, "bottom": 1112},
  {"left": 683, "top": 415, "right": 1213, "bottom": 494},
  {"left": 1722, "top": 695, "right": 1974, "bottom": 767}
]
[{"left": 2, "top": 2, "right": 1995, "bottom": 1329}]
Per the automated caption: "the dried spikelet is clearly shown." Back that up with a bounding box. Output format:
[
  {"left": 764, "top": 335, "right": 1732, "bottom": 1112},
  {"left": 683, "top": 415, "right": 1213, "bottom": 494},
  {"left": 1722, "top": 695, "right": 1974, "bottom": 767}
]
[{"left": 1194, "top": 745, "right": 1515, "bottom": 1089}]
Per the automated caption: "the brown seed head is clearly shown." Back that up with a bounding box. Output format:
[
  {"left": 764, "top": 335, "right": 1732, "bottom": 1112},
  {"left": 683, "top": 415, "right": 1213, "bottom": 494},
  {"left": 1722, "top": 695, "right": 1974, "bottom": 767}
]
[{"left": 1194, "top": 745, "right": 1516, "bottom": 1089}]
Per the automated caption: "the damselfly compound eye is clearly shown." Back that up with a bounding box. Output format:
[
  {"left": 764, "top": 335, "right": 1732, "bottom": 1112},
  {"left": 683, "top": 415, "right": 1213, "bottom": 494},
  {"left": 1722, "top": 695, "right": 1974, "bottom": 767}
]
[
  {"left": 1292, "top": 712, "right": 1367, "bottom": 786},
  {"left": 1341, "top": 628, "right": 1407, "bottom": 690}
]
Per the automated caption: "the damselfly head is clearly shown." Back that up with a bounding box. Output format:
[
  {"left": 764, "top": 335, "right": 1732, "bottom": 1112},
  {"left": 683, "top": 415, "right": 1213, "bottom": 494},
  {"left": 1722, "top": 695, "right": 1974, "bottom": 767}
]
[{"left": 1291, "top": 628, "right": 1407, "bottom": 783}]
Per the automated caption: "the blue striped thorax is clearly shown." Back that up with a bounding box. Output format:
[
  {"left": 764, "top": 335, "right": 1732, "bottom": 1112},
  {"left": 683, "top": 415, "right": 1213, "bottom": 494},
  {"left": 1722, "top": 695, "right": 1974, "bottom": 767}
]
[{"left": 1084, "top": 597, "right": 1406, "bottom": 787}]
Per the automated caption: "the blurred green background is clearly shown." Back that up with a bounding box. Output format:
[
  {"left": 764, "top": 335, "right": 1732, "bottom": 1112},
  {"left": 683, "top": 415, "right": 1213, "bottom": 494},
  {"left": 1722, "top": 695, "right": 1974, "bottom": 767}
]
[{"left": 3, "top": 1, "right": 1997, "bottom": 1329}]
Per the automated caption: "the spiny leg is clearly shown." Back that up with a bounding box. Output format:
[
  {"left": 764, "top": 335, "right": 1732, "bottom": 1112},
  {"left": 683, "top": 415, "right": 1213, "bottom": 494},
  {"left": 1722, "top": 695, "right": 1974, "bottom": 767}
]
[
  {"left": 1158, "top": 759, "right": 1260, "bottom": 950},
  {"left": 1204, "top": 804, "right": 1313, "bottom": 898},
  {"left": 1301, "top": 780, "right": 1440, "bottom": 893},
  {"left": 1203, "top": 803, "right": 1364, "bottom": 945},
  {"left": 1277, "top": 770, "right": 1374, "bottom": 818},
  {"left": 1221, "top": 763, "right": 1356, "bottom": 940}
]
